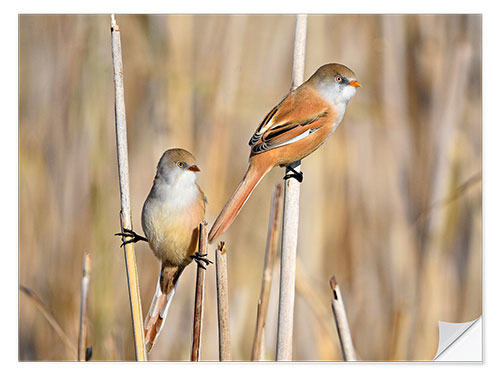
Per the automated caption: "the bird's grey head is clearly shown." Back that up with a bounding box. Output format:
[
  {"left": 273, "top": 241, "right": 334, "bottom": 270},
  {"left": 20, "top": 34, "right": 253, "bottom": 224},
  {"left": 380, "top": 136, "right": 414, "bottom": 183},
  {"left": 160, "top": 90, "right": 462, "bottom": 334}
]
[
  {"left": 155, "top": 148, "right": 200, "bottom": 186},
  {"left": 307, "top": 63, "right": 361, "bottom": 106}
]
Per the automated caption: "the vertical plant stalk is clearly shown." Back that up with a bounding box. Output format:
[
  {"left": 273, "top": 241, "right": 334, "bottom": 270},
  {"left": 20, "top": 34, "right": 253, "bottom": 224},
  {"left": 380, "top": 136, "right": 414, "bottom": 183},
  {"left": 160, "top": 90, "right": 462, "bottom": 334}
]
[
  {"left": 191, "top": 222, "right": 208, "bottom": 361},
  {"left": 215, "top": 241, "right": 231, "bottom": 361},
  {"left": 251, "top": 184, "right": 281, "bottom": 361},
  {"left": 329, "top": 276, "right": 357, "bottom": 361},
  {"left": 78, "top": 252, "right": 91, "bottom": 361},
  {"left": 110, "top": 14, "right": 147, "bottom": 362},
  {"left": 276, "top": 14, "right": 307, "bottom": 361}
]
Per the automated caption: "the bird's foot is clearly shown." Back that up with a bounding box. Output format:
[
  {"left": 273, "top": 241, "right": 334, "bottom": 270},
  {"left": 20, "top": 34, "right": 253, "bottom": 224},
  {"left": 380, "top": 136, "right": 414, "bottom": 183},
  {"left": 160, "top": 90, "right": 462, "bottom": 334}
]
[
  {"left": 191, "top": 252, "right": 213, "bottom": 270},
  {"left": 115, "top": 228, "right": 148, "bottom": 247},
  {"left": 284, "top": 164, "right": 304, "bottom": 183}
]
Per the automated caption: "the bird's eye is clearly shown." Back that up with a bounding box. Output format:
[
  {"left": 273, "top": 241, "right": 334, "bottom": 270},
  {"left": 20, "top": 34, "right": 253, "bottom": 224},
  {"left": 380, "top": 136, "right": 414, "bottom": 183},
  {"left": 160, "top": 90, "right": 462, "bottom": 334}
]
[
  {"left": 176, "top": 161, "right": 185, "bottom": 168},
  {"left": 335, "top": 75, "right": 342, "bottom": 83}
]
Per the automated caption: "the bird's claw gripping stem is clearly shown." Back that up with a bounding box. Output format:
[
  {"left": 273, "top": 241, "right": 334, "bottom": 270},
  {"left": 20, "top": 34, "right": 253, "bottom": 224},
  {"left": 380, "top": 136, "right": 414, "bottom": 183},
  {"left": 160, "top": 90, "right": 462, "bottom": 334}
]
[
  {"left": 191, "top": 252, "right": 213, "bottom": 270},
  {"left": 284, "top": 164, "right": 304, "bottom": 183},
  {"left": 115, "top": 228, "right": 148, "bottom": 247}
]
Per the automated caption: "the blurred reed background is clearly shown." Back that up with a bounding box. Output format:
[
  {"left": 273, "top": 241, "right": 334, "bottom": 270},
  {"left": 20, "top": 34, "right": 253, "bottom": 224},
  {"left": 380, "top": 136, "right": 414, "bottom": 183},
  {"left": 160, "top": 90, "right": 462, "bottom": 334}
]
[{"left": 19, "top": 14, "right": 481, "bottom": 361}]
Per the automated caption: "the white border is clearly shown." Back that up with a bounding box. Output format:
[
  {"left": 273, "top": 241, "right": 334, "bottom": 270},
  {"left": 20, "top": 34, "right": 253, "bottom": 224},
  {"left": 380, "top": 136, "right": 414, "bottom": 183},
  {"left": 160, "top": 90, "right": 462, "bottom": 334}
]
[{"left": 6, "top": 1, "right": 499, "bottom": 373}]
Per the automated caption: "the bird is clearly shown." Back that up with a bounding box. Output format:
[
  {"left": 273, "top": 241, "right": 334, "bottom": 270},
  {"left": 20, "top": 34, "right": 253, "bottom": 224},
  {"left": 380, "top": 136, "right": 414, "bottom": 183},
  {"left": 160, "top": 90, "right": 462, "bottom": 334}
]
[
  {"left": 208, "top": 63, "right": 360, "bottom": 244},
  {"left": 116, "top": 148, "right": 209, "bottom": 353}
]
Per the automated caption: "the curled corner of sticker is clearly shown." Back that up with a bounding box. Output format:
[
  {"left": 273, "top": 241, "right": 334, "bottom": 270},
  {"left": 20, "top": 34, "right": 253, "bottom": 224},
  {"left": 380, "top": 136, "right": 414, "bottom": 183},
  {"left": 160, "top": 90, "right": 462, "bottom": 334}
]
[{"left": 433, "top": 316, "right": 482, "bottom": 361}]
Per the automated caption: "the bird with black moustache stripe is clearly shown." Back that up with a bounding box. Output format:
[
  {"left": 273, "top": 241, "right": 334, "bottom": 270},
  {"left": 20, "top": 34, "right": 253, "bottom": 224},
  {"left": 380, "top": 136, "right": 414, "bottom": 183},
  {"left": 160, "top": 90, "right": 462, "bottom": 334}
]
[{"left": 208, "top": 63, "right": 360, "bottom": 244}]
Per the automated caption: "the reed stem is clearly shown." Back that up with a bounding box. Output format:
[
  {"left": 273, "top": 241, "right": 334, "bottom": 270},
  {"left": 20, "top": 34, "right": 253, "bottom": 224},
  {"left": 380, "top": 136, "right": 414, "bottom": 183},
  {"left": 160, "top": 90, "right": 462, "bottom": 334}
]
[
  {"left": 77, "top": 252, "right": 91, "bottom": 361},
  {"left": 329, "top": 276, "right": 357, "bottom": 361},
  {"left": 110, "top": 14, "right": 147, "bottom": 361},
  {"left": 252, "top": 184, "right": 281, "bottom": 360},
  {"left": 191, "top": 222, "right": 208, "bottom": 361},
  {"left": 276, "top": 14, "right": 307, "bottom": 361},
  {"left": 215, "top": 241, "right": 231, "bottom": 361}
]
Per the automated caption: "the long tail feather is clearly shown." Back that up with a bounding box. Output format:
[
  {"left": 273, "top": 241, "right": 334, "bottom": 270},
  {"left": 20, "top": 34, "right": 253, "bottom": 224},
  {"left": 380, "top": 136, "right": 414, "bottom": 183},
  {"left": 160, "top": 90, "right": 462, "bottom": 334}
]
[
  {"left": 144, "top": 265, "right": 183, "bottom": 353},
  {"left": 208, "top": 160, "right": 272, "bottom": 243}
]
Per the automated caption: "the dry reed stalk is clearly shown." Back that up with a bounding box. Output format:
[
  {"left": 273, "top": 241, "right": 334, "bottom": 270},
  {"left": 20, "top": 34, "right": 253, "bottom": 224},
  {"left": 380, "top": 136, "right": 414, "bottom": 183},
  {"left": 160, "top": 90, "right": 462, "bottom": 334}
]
[
  {"left": 78, "top": 252, "right": 91, "bottom": 361},
  {"left": 19, "top": 285, "right": 77, "bottom": 359},
  {"left": 110, "top": 14, "right": 147, "bottom": 361},
  {"left": 215, "top": 241, "right": 231, "bottom": 361},
  {"left": 276, "top": 14, "right": 307, "bottom": 361},
  {"left": 251, "top": 184, "right": 281, "bottom": 361},
  {"left": 191, "top": 222, "right": 208, "bottom": 361},
  {"left": 329, "top": 276, "right": 357, "bottom": 361}
]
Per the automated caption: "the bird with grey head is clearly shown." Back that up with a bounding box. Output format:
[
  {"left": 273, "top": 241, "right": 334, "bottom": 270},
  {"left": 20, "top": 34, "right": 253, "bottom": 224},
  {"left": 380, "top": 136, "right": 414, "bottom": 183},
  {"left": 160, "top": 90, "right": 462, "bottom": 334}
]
[{"left": 116, "top": 148, "right": 208, "bottom": 352}]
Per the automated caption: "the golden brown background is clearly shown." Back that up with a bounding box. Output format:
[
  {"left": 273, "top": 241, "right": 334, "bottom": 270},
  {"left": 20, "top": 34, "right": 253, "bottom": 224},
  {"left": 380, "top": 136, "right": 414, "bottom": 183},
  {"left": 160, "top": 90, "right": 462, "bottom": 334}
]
[{"left": 19, "top": 14, "right": 481, "bottom": 361}]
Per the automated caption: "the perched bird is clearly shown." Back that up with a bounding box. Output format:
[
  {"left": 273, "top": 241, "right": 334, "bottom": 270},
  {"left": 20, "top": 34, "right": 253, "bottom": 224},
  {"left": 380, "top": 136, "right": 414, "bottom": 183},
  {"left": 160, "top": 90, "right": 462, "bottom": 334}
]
[
  {"left": 116, "top": 148, "right": 208, "bottom": 352},
  {"left": 208, "top": 63, "right": 360, "bottom": 244}
]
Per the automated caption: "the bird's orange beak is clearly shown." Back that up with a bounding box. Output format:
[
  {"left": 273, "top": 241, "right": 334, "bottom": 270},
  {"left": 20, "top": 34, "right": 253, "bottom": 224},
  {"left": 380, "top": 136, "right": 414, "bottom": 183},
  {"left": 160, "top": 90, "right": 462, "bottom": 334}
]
[
  {"left": 349, "top": 80, "right": 361, "bottom": 88},
  {"left": 188, "top": 164, "right": 200, "bottom": 172}
]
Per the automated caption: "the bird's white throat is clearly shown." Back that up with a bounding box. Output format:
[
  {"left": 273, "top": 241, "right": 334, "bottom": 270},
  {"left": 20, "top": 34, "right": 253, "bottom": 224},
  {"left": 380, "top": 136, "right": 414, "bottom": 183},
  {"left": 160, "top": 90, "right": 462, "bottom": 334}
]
[
  {"left": 153, "top": 171, "right": 199, "bottom": 210},
  {"left": 316, "top": 81, "right": 357, "bottom": 107}
]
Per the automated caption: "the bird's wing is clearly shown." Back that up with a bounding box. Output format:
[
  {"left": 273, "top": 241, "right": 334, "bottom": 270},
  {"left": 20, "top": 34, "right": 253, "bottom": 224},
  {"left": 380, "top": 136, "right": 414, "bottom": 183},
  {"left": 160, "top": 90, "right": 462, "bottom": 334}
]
[{"left": 249, "top": 85, "right": 330, "bottom": 154}]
